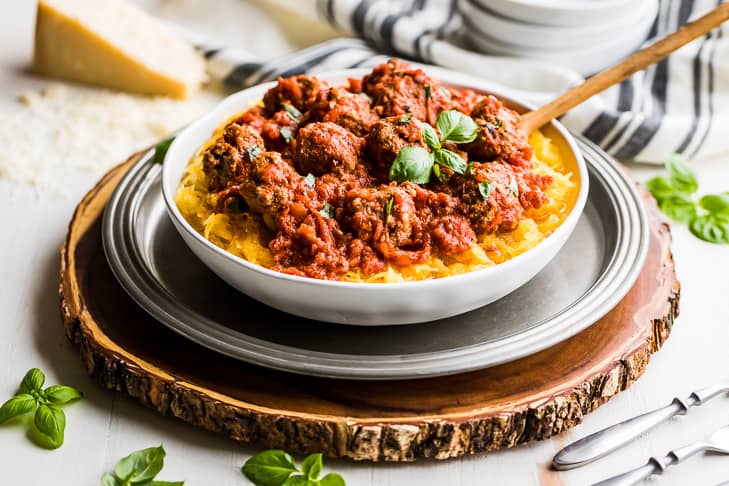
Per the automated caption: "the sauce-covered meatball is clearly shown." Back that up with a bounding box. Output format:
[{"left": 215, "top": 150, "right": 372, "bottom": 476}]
[{"left": 295, "top": 122, "right": 365, "bottom": 175}]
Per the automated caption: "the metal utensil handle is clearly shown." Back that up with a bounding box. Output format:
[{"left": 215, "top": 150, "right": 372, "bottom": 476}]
[
  {"left": 591, "top": 461, "right": 661, "bottom": 486},
  {"left": 592, "top": 441, "right": 707, "bottom": 486},
  {"left": 553, "top": 398, "right": 689, "bottom": 470}
]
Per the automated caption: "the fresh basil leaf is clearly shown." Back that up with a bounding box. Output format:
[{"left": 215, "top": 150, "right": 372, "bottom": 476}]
[
  {"left": 280, "top": 127, "right": 293, "bottom": 143},
  {"left": 699, "top": 193, "right": 729, "bottom": 217},
  {"left": 660, "top": 193, "right": 697, "bottom": 223},
  {"left": 318, "top": 473, "right": 346, "bottom": 486},
  {"left": 389, "top": 146, "right": 434, "bottom": 184},
  {"left": 666, "top": 153, "right": 698, "bottom": 194},
  {"left": 34, "top": 404, "right": 65, "bottom": 448},
  {"left": 114, "top": 446, "right": 166, "bottom": 483},
  {"left": 247, "top": 145, "right": 262, "bottom": 160},
  {"left": 398, "top": 113, "right": 413, "bottom": 125},
  {"left": 283, "top": 104, "right": 302, "bottom": 122},
  {"left": 146, "top": 481, "right": 185, "bottom": 486},
  {"left": 153, "top": 137, "right": 175, "bottom": 165},
  {"left": 301, "top": 454, "right": 323, "bottom": 480},
  {"left": 478, "top": 180, "right": 492, "bottom": 200},
  {"left": 466, "top": 161, "right": 475, "bottom": 174},
  {"left": 421, "top": 123, "right": 441, "bottom": 150},
  {"left": 281, "top": 476, "right": 311, "bottom": 486},
  {"left": 242, "top": 450, "right": 298, "bottom": 486},
  {"left": 436, "top": 110, "right": 478, "bottom": 144},
  {"left": 320, "top": 203, "right": 335, "bottom": 219},
  {"left": 689, "top": 215, "right": 729, "bottom": 244},
  {"left": 645, "top": 177, "right": 675, "bottom": 204},
  {"left": 424, "top": 85, "right": 432, "bottom": 100},
  {"left": 0, "top": 394, "right": 37, "bottom": 424},
  {"left": 19, "top": 368, "right": 45, "bottom": 394},
  {"left": 509, "top": 178, "right": 519, "bottom": 198},
  {"left": 44, "top": 385, "right": 83, "bottom": 405},
  {"left": 101, "top": 472, "right": 120, "bottom": 486},
  {"left": 304, "top": 173, "right": 316, "bottom": 188},
  {"left": 433, "top": 149, "right": 467, "bottom": 175}
]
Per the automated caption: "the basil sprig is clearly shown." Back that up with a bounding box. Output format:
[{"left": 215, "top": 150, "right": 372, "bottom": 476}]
[
  {"left": 101, "top": 445, "right": 183, "bottom": 486},
  {"left": 389, "top": 110, "right": 478, "bottom": 184},
  {"left": 0, "top": 368, "right": 83, "bottom": 449},
  {"left": 645, "top": 154, "right": 729, "bottom": 244},
  {"left": 242, "top": 450, "right": 345, "bottom": 486}
]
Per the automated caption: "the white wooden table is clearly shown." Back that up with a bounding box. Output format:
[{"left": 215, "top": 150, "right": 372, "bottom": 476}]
[{"left": 2, "top": 2, "right": 728, "bottom": 485}]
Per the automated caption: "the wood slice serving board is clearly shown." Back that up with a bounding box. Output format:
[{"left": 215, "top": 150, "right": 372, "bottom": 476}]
[{"left": 60, "top": 152, "right": 679, "bottom": 462}]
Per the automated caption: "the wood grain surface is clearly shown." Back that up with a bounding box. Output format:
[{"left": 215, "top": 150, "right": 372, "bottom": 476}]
[{"left": 59, "top": 152, "right": 679, "bottom": 462}]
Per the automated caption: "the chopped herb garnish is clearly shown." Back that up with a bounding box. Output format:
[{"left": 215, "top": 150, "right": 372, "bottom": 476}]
[
  {"left": 467, "top": 161, "right": 475, "bottom": 174},
  {"left": 246, "top": 145, "right": 262, "bottom": 160},
  {"left": 283, "top": 104, "right": 302, "bottom": 122},
  {"left": 478, "top": 180, "right": 493, "bottom": 200},
  {"left": 320, "top": 203, "right": 335, "bottom": 219},
  {"left": 304, "top": 173, "right": 316, "bottom": 188},
  {"left": 398, "top": 113, "right": 413, "bottom": 125},
  {"left": 493, "top": 120, "right": 504, "bottom": 130},
  {"left": 385, "top": 196, "right": 394, "bottom": 223},
  {"left": 509, "top": 178, "right": 519, "bottom": 197},
  {"left": 424, "top": 85, "right": 432, "bottom": 100},
  {"left": 153, "top": 136, "right": 175, "bottom": 165},
  {"left": 280, "top": 127, "right": 293, "bottom": 143}
]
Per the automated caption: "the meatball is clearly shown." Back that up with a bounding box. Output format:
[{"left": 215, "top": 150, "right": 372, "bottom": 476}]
[
  {"left": 239, "top": 151, "right": 309, "bottom": 229},
  {"left": 454, "top": 161, "right": 551, "bottom": 234},
  {"left": 295, "top": 122, "right": 365, "bottom": 175},
  {"left": 262, "top": 75, "right": 329, "bottom": 115},
  {"left": 465, "top": 95, "right": 533, "bottom": 167},
  {"left": 343, "top": 183, "right": 430, "bottom": 265},
  {"left": 202, "top": 123, "right": 264, "bottom": 192},
  {"left": 362, "top": 59, "right": 453, "bottom": 125},
  {"left": 366, "top": 114, "right": 426, "bottom": 177},
  {"left": 320, "top": 87, "right": 379, "bottom": 136}
]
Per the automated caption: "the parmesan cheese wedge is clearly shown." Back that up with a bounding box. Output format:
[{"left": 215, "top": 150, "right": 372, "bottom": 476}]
[{"left": 33, "top": 0, "right": 207, "bottom": 99}]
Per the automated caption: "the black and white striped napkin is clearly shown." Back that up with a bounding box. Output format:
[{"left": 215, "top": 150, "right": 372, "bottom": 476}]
[{"left": 197, "top": 0, "right": 728, "bottom": 164}]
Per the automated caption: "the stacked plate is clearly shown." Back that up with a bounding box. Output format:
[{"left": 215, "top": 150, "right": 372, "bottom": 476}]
[{"left": 459, "top": 0, "right": 659, "bottom": 75}]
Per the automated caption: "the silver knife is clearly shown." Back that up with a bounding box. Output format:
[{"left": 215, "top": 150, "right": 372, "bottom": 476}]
[{"left": 552, "top": 383, "right": 729, "bottom": 470}]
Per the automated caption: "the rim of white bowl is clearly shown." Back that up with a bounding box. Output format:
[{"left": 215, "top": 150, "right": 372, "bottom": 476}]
[{"left": 161, "top": 67, "right": 589, "bottom": 290}]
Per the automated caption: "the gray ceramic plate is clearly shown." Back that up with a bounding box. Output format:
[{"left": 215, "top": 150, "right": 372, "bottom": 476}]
[{"left": 102, "top": 137, "right": 648, "bottom": 380}]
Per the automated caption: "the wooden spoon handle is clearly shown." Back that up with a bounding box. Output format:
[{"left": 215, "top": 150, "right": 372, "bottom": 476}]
[{"left": 521, "top": 3, "right": 729, "bottom": 133}]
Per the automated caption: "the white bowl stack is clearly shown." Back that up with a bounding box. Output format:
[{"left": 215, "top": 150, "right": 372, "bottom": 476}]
[{"left": 459, "top": 0, "right": 660, "bottom": 75}]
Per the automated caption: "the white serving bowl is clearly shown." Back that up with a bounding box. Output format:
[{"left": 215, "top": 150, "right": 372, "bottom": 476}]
[
  {"left": 161, "top": 67, "right": 589, "bottom": 325},
  {"left": 463, "top": 2, "right": 657, "bottom": 75},
  {"left": 471, "top": 0, "right": 637, "bottom": 27},
  {"left": 459, "top": 0, "right": 658, "bottom": 50}
]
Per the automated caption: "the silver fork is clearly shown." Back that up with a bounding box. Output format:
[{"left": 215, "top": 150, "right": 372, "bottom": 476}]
[{"left": 592, "top": 424, "right": 729, "bottom": 486}]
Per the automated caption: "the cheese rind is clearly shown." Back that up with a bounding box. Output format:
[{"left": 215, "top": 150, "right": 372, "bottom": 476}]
[{"left": 33, "top": 0, "right": 206, "bottom": 99}]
